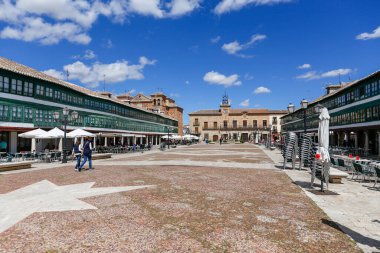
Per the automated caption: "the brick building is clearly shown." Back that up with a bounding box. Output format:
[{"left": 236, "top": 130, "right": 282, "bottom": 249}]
[
  {"left": 189, "top": 95, "right": 287, "bottom": 142},
  {"left": 116, "top": 92, "right": 184, "bottom": 135}
]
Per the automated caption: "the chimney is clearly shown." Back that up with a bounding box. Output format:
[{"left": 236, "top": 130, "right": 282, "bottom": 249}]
[
  {"left": 97, "top": 91, "right": 112, "bottom": 98},
  {"left": 325, "top": 84, "right": 342, "bottom": 95}
]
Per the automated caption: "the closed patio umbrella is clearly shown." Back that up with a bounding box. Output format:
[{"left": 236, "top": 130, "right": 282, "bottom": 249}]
[{"left": 317, "top": 107, "right": 330, "bottom": 191}]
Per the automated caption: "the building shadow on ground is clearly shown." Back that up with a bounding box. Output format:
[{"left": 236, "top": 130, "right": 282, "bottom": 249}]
[{"left": 321, "top": 218, "right": 380, "bottom": 250}]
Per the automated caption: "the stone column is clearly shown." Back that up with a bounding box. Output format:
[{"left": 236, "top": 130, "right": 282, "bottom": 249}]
[
  {"left": 31, "top": 138, "right": 36, "bottom": 152},
  {"left": 121, "top": 136, "right": 124, "bottom": 145},
  {"left": 133, "top": 136, "right": 136, "bottom": 145},
  {"left": 104, "top": 137, "right": 108, "bottom": 147},
  {"left": 354, "top": 132, "right": 358, "bottom": 149},
  {"left": 364, "top": 131, "right": 369, "bottom": 154}
]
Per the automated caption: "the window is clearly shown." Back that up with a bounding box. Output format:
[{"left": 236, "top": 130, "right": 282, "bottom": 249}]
[
  {"left": 204, "top": 133, "right": 209, "bottom": 140},
  {"left": 213, "top": 122, "right": 218, "bottom": 128},
  {"left": 233, "top": 120, "right": 237, "bottom": 128},
  {"left": 62, "top": 93, "right": 67, "bottom": 101},
  {"left": 253, "top": 120, "right": 257, "bottom": 127},
  {"left": 272, "top": 117, "right": 277, "bottom": 124},
  {"left": 11, "top": 79, "right": 17, "bottom": 94},
  {"left": 12, "top": 106, "right": 22, "bottom": 120},
  {"left": 243, "top": 120, "right": 247, "bottom": 127},
  {"left": 24, "top": 108, "right": 33, "bottom": 121},
  {"left": 0, "top": 105, "right": 9, "bottom": 119},
  {"left": 0, "top": 76, "right": 3, "bottom": 92},
  {"left": 23, "top": 82, "right": 33, "bottom": 96},
  {"left": 46, "top": 87, "right": 53, "bottom": 98},
  {"left": 16, "top": 80, "right": 22, "bottom": 95},
  {"left": 3, "top": 77, "right": 9, "bottom": 92},
  {"left": 263, "top": 120, "right": 267, "bottom": 127},
  {"left": 36, "top": 85, "right": 44, "bottom": 96},
  {"left": 54, "top": 90, "right": 61, "bottom": 100},
  {"left": 223, "top": 120, "right": 227, "bottom": 128},
  {"left": 194, "top": 118, "right": 199, "bottom": 125},
  {"left": 204, "top": 122, "right": 208, "bottom": 129}
]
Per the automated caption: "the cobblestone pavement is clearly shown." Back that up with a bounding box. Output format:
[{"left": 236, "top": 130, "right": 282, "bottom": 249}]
[{"left": 0, "top": 144, "right": 361, "bottom": 252}]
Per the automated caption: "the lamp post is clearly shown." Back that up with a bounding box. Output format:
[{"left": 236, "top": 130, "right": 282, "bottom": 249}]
[
  {"left": 53, "top": 107, "right": 78, "bottom": 163},
  {"left": 269, "top": 124, "right": 273, "bottom": 148},
  {"left": 300, "top": 99, "right": 308, "bottom": 133},
  {"left": 167, "top": 126, "right": 173, "bottom": 149}
]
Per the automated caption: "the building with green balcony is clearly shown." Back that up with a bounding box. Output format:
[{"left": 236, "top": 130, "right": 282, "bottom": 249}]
[
  {"left": 281, "top": 69, "right": 380, "bottom": 156},
  {"left": 0, "top": 57, "right": 178, "bottom": 153}
]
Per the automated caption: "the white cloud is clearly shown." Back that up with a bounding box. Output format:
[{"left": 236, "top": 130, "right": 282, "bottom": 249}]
[
  {"left": 356, "top": 26, "right": 380, "bottom": 40},
  {"left": 203, "top": 71, "right": 242, "bottom": 88},
  {"left": 167, "top": 0, "right": 201, "bottom": 17},
  {"left": 253, "top": 86, "right": 271, "bottom": 94},
  {"left": 296, "top": 68, "right": 353, "bottom": 80},
  {"left": 84, "top": 49, "right": 96, "bottom": 59},
  {"left": 298, "top": 63, "right": 311, "bottom": 69},
  {"left": 43, "top": 69, "right": 65, "bottom": 80},
  {"left": 0, "top": 0, "right": 201, "bottom": 45},
  {"left": 73, "top": 49, "right": 96, "bottom": 60},
  {"left": 239, "top": 99, "right": 249, "bottom": 107},
  {"left": 222, "top": 34, "right": 266, "bottom": 57},
  {"left": 185, "top": 80, "right": 190, "bottom": 84},
  {"left": 211, "top": 35, "right": 221, "bottom": 43},
  {"left": 215, "top": 0, "right": 293, "bottom": 15},
  {"left": 0, "top": 17, "right": 91, "bottom": 45},
  {"left": 169, "top": 93, "right": 180, "bottom": 98},
  {"left": 244, "top": 73, "right": 254, "bottom": 80},
  {"left": 44, "top": 56, "right": 156, "bottom": 88}
]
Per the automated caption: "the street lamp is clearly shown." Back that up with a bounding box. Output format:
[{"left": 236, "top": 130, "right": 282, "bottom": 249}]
[
  {"left": 53, "top": 107, "right": 79, "bottom": 163},
  {"left": 167, "top": 126, "right": 174, "bottom": 149},
  {"left": 268, "top": 124, "right": 273, "bottom": 148},
  {"left": 300, "top": 99, "right": 308, "bottom": 133},
  {"left": 287, "top": 103, "right": 295, "bottom": 113}
]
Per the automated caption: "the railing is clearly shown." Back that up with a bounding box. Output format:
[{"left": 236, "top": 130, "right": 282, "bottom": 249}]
[
  {"left": 193, "top": 123, "right": 200, "bottom": 126},
  {"left": 203, "top": 125, "right": 270, "bottom": 131}
]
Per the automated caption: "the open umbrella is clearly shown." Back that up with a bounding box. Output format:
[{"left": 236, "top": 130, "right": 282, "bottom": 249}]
[
  {"left": 67, "top": 129, "right": 96, "bottom": 138},
  {"left": 36, "top": 127, "right": 64, "bottom": 139},
  {"left": 317, "top": 107, "right": 330, "bottom": 191},
  {"left": 18, "top": 128, "right": 47, "bottom": 138}
]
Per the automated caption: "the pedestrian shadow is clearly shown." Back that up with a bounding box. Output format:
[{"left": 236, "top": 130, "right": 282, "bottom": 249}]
[{"left": 321, "top": 218, "right": 380, "bottom": 250}]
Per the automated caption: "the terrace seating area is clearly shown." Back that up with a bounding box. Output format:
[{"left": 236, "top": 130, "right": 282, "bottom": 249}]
[{"left": 330, "top": 154, "right": 380, "bottom": 188}]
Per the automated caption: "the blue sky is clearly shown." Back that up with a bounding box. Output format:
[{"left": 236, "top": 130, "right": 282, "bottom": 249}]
[{"left": 1, "top": 0, "right": 380, "bottom": 124}]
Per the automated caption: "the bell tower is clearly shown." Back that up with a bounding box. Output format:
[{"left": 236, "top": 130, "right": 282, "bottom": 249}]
[{"left": 220, "top": 92, "right": 231, "bottom": 114}]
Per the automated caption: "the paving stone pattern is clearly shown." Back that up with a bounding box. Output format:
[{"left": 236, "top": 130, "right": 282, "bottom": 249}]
[{"left": 0, "top": 144, "right": 361, "bottom": 252}]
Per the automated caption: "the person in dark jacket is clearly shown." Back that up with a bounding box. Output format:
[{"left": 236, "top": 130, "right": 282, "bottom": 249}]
[
  {"left": 79, "top": 137, "right": 93, "bottom": 171},
  {"left": 72, "top": 139, "right": 82, "bottom": 171}
]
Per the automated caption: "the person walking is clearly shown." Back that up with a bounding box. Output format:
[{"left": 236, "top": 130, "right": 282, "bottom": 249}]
[
  {"left": 79, "top": 137, "right": 93, "bottom": 171},
  {"left": 72, "top": 139, "right": 82, "bottom": 171},
  {"left": 219, "top": 137, "right": 222, "bottom": 145}
]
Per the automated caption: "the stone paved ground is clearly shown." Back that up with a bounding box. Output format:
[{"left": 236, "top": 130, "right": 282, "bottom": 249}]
[{"left": 0, "top": 144, "right": 361, "bottom": 252}]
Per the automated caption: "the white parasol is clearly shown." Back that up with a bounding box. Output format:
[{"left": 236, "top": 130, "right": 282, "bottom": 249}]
[{"left": 18, "top": 128, "right": 47, "bottom": 138}]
